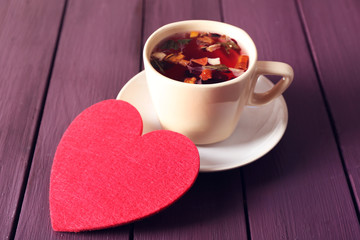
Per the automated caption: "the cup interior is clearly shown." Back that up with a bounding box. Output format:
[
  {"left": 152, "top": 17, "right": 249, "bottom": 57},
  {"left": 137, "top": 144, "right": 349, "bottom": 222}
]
[{"left": 143, "top": 20, "right": 258, "bottom": 85}]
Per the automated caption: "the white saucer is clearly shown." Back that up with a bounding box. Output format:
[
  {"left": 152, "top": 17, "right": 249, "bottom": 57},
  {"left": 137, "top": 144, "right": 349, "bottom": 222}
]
[{"left": 116, "top": 71, "right": 288, "bottom": 172}]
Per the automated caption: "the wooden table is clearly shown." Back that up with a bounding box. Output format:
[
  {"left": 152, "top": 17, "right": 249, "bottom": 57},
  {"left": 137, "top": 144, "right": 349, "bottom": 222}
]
[{"left": 1, "top": 0, "right": 360, "bottom": 239}]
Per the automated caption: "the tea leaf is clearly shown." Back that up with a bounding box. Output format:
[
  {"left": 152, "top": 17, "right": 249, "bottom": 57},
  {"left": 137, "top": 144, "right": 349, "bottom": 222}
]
[
  {"left": 210, "top": 33, "right": 221, "bottom": 38},
  {"left": 160, "top": 39, "right": 179, "bottom": 50},
  {"left": 221, "top": 39, "right": 240, "bottom": 54},
  {"left": 229, "top": 39, "right": 240, "bottom": 50},
  {"left": 150, "top": 59, "right": 165, "bottom": 74},
  {"left": 177, "top": 39, "right": 192, "bottom": 46},
  {"left": 160, "top": 38, "right": 192, "bottom": 51},
  {"left": 220, "top": 43, "right": 231, "bottom": 54},
  {"left": 203, "top": 64, "right": 230, "bottom": 72}
]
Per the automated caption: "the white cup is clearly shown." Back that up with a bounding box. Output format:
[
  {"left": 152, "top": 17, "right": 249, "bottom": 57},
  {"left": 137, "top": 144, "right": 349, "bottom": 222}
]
[{"left": 143, "top": 20, "right": 293, "bottom": 145}]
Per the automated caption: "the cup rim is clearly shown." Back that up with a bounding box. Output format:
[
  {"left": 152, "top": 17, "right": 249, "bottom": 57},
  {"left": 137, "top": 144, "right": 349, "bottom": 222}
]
[{"left": 143, "top": 20, "right": 258, "bottom": 88}]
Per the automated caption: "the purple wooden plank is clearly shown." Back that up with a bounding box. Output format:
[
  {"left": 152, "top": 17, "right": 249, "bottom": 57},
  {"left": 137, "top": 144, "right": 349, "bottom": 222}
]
[
  {"left": 135, "top": 170, "right": 246, "bottom": 239},
  {"left": 223, "top": 0, "right": 360, "bottom": 239},
  {"left": 14, "top": 0, "right": 143, "bottom": 239},
  {"left": 134, "top": 0, "right": 248, "bottom": 239},
  {"left": 297, "top": 0, "right": 360, "bottom": 216},
  {"left": 0, "top": 0, "right": 65, "bottom": 239},
  {"left": 143, "top": 0, "right": 223, "bottom": 40}
]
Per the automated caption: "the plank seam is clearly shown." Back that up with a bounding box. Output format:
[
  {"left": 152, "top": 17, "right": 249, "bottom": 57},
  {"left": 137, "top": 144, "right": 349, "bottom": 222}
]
[
  {"left": 219, "top": 0, "right": 225, "bottom": 22},
  {"left": 220, "top": 1, "right": 250, "bottom": 238},
  {"left": 129, "top": 223, "right": 134, "bottom": 240},
  {"left": 139, "top": 0, "right": 145, "bottom": 71},
  {"left": 9, "top": 1, "right": 69, "bottom": 239},
  {"left": 131, "top": 0, "right": 145, "bottom": 239},
  {"left": 294, "top": 0, "right": 360, "bottom": 223},
  {"left": 240, "top": 168, "right": 252, "bottom": 240}
]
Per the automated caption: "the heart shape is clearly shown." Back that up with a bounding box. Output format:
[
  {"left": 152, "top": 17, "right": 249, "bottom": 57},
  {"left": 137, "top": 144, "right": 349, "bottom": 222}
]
[{"left": 49, "top": 100, "right": 199, "bottom": 232}]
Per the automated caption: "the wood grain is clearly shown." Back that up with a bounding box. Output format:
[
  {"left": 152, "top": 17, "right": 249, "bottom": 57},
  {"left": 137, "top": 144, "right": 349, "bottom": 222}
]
[
  {"left": 298, "top": 0, "right": 360, "bottom": 214},
  {"left": 14, "top": 0, "right": 143, "bottom": 239},
  {"left": 3, "top": 0, "right": 359, "bottom": 239},
  {"left": 0, "top": 0, "right": 65, "bottom": 239},
  {"left": 223, "top": 0, "right": 360, "bottom": 238}
]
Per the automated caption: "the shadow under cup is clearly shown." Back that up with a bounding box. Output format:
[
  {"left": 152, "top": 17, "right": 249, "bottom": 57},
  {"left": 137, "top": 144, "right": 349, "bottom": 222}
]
[{"left": 143, "top": 20, "right": 291, "bottom": 145}]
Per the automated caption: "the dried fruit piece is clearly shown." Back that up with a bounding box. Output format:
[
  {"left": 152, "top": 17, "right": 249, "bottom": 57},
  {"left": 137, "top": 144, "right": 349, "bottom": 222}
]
[
  {"left": 197, "top": 36, "right": 214, "bottom": 45},
  {"left": 151, "top": 52, "right": 167, "bottom": 61},
  {"left": 164, "top": 53, "right": 174, "bottom": 60},
  {"left": 200, "top": 69, "right": 212, "bottom": 80},
  {"left": 229, "top": 68, "right": 244, "bottom": 77},
  {"left": 191, "top": 57, "right": 208, "bottom": 66},
  {"left": 206, "top": 43, "right": 221, "bottom": 52},
  {"left": 219, "top": 35, "right": 228, "bottom": 43},
  {"left": 165, "top": 53, "right": 185, "bottom": 64},
  {"left": 208, "top": 58, "right": 220, "bottom": 65},
  {"left": 235, "top": 55, "right": 249, "bottom": 70},
  {"left": 184, "top": 77, "right": 197, "bottom": 84},
  {"left": 190, "top": 31, "right": 199, "bottom": 38},
  {"left": 179, "top": 59, "right": 190, "bottom": 67},
  {"left": 158, "top": 52, "right": 189, "bottom": 67}
]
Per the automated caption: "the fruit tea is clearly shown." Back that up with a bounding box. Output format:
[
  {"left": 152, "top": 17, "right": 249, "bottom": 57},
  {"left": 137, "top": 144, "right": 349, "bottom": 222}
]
[{"left": 150, "top": 31, "right": 249, "bottom": 84}]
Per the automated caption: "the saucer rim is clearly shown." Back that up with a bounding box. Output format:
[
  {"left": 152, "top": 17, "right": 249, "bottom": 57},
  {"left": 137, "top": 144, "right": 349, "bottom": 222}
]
[{"left": 117, "top": 71, "right": 288, "bottom": 172}]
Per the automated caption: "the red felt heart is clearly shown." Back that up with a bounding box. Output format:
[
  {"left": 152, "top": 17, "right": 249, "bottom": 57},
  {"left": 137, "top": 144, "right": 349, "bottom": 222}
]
[{"left": 49, "top": 100, "right": 199, "bottom": 232}]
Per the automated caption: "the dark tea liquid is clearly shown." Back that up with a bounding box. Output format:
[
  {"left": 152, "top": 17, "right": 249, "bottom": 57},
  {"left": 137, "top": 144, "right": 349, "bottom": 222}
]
[{"left": 150, "top": 32, "right": 249, "bottom": 84}]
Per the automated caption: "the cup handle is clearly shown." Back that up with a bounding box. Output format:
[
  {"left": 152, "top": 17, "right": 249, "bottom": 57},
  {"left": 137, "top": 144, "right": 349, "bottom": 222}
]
[{"left": 248, "top": 61, "right": 294, "bottom": 105}]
